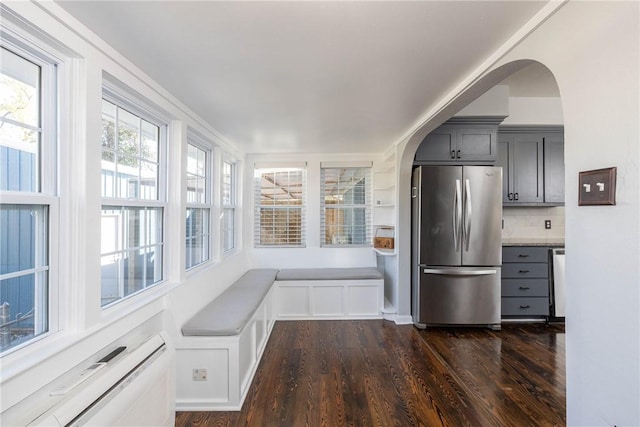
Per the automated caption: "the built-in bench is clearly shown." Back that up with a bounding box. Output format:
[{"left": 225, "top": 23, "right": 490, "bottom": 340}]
[
  {"left": 175, "top": 266, "right": 384, "bottom": 411},
  {"left": 275, "top": 267, "right": 384, "bottom": 319},
  {"left": 175, "top": 269, "right": 279, "bottom": 411}
]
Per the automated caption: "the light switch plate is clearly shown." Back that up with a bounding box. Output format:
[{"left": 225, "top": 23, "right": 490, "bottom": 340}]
[{"left": 578, "top": 167, "right": 616, "bottom": 206}]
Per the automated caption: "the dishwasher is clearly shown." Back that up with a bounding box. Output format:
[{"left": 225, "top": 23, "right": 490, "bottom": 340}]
[{"left": 551, "top": 248, "right": 565, "bottom": 319}]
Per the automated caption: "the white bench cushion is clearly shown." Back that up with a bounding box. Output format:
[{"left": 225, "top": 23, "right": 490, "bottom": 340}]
[
  {"left": 181, "top": 269, "right": 278, "bottom": 336},
  {"left": 276, "top": 267, "right": 382, "bottom": 281}
]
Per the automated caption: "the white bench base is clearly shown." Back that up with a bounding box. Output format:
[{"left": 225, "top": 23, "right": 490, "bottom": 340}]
[
  {"left": 175, "top": 286, "right": 275, "bottom": 411},
  {"left": 276, "top": 278, "right": 384, "bottom": 319},
  {"left": 175, "top": 271, "right": 384, "bottom": 411}
]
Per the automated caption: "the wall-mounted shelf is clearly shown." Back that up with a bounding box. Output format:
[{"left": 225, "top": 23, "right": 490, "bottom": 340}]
[
  {"left": 373, "top": 152, "right": 397, "bottom": 226},
  {"left": 373, "top": 184, "right": 395, "bottom": 191},
  {"left": 374, "top": 248, "right": 396, "bottom": 256}
]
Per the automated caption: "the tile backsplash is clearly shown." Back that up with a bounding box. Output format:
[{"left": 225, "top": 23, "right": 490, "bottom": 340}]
[{"left": 502, "top": 206, "right": 565, "bottom": 241}]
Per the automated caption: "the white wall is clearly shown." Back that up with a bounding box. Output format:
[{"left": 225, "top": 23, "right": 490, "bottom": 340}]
[
  {"left": 395, "top": 1, "right": 639, "bottom": 425},
  {"left": 455, "top": 85, "right": 509, "bottom": 117},
  {"left": 495, "top": 3, "right": 639, "bottom": 424},
  {"left": 501, "top": 96, "right": 564, "bottom": 125}
]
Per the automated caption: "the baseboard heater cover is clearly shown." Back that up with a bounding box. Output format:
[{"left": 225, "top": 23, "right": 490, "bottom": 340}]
[{"left": 29, "top": 334, "right": 174, "bottom": 427}]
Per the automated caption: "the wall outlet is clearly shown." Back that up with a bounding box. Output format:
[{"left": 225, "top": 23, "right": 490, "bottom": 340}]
[
  {"left": 545, "top": 220, "right": 551, "bottom": 229},
  {"left": 193, "top": 368, "right": 208, "bottom": 381}
]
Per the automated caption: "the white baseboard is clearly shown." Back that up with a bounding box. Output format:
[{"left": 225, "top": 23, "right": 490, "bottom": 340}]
[{"left": 394, "top": 315, "right": 414, "bottom": 325}]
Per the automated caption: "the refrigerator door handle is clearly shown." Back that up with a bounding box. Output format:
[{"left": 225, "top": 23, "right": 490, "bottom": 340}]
[
  {"left": 453, "top": 179, "right": 462, "bottom": 252},
  {"left": 423, "top": 268, "right": 497, "bottom": 276},
  {"left": 464, "top": 178, "right": 472, "bottom": 251}
]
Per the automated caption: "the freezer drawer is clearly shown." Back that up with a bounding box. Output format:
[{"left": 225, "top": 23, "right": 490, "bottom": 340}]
[
  {"left": 416, "top": 267, "right": 501, "bottom": 326},
  {"left": 501, "top": 297, "right": 549, "bottom": 316}
]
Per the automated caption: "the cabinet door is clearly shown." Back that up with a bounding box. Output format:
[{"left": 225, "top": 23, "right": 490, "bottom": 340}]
[
  {"left": 512, "top": 135, "right": 544, "bottom": 203},
  {"left": 414, "top": 127, "right": 456, "bottom": 162},
  {"left": 457, "top": 127, "right": 496, "bottom": 162},
  {"left": 497, "top": 137, "right": 512, "bottom": 204},
  {"left": 544, "top": 134, "right": 565, "bottom": 204}
]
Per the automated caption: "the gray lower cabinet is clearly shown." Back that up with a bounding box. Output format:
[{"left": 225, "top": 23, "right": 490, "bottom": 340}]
[
  {"left": 498, "top": 126, "right": 564, "bottom": 206},
  {"left": 502, "top": 246, "right": 550, "bottom": 318}
]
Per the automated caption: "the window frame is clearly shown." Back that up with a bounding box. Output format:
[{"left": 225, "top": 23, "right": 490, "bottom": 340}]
[
  {"left": 185, "top": 135, "right": 213, "bottom": 270},
  {"left": 254, "top": 165, "right": 306, "bottom": 248},
  {"left": 0, "top": 39, "right": 60, "bottom": 355},
  {"left": 99, "top": 80, "right": 168, "bottom": 308},
  {"left": 320, "top": 165, "right": 372, "bottom": 247},
  {"left": 222, "top": 158, "right": 237, "bottom": 254}
]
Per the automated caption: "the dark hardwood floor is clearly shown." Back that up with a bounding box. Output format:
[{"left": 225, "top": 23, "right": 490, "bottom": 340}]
[{"left": 176, "top": 320, "right": 565, "bottom": 427}]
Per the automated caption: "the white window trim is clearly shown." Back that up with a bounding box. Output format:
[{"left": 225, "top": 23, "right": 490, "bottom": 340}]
[
  {"left": 100, "top": 81, "right": 170, "bottom": 308},
  {"left": 222, "top": 157, "right": 237, "bottom": 254},
  {"left": 185, "top": 131, "right": 215, "bottom": 270},
  {"left": 0, "top": 37, "right": 62, "bottom": 357}
]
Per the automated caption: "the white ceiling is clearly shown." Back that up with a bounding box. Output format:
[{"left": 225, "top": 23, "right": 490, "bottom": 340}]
[{"left": 56, "top": 1, "right": 549, "bottom": 154}]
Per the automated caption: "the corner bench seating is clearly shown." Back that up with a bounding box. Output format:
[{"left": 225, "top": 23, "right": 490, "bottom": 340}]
[
  {"left": 275, "top": 267, "right": 384, "bottom": 319},
  {"left": 176, "top": 266, "right": 384, "bottom": 411}
]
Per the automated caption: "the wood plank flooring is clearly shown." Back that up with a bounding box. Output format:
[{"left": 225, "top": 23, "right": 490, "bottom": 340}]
[{"left": 175, "top": 320, "right": 565, "bottom": 427}]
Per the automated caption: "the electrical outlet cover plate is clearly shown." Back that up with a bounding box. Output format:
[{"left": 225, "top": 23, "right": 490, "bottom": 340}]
[{"left": 193, "top": 368, "right": 207, "bottom": 381}]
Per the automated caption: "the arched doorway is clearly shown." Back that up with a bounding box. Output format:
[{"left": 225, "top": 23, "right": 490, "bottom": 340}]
[{"left": 395, "top": 60, "right": 564, "bottom": 322}]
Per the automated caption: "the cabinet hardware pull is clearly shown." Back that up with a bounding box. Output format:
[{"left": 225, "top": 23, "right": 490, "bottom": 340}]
[
  {"left": 451, "top": 150, "right": 456, "bottom": 159},
  {"left": 456, "top": 149, "right": 461, "bottom": 159},
  {"left": 517, "top": 254, "right": 529, "bottom": 258},
  {"left": 514, "top": 192, "right": 519, "bottom": 200},
  {"left": 508, "top": 193, "right": 513, "bottom": 201},
  {"left": 520, "top": 305, "right": 531, "bottom": 309},
  {"left": 518, "top": 270, "right": 530, "bottom": 273},
  {"left": 519, "top": 286, "right": 530, "bottom": 290}
]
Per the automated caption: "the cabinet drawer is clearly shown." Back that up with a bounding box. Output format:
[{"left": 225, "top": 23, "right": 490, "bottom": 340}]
[
  {"left": 502, "top": 246, "right": 549, "bottom": 263},
  {"left": 502, "top": 263, "right": 548, "bottom": 279},
  {"left": 502, "top": 297, "right": 549, "bottom": 316},
  {"left": 502, "top": 279, "right": 549, "bottom": 297}
]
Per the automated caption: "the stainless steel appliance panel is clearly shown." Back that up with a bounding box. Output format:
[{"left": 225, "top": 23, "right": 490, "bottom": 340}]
[
  {"left": 417, "top": 267, "right": 501, "bottom": 325},
  {"left": 461, "top": 166, "right": 502, "bottom": 266},
  {"left": 411, "top": 168, "right": 422, "bottom": 322},
  {"left": 552, "top": 248, "right": 565, "bottom": 317},
  {"left": 418, "top": 166, "right": 463, "bottom": 267}
]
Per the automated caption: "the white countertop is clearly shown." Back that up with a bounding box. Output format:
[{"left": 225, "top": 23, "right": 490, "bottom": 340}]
[{"left": 502, "top": 238, "right": 565, "bottom": 247}]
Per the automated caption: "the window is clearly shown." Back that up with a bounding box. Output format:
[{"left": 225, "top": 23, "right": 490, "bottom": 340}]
[
  {"left": 222, "top": 160, "right": 236, "bottom": 253},
  {"left": 0, "top": 45, "right": 57, "bottom": 353},
  {"left": 321, "top": 166, "right": 372, "bottom": 246},
  {"left": 100, "top": 96, "right": 166, "bottom": 306},
  {"left": 254, "top": 166, "right": 306, "bottom": 247},
  {"left": 185, "top": 142, "right": 211, "bottom": 269}
]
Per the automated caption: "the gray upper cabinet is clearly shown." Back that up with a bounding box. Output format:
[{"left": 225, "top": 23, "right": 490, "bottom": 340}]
[
  {"left": 498, "top": 133, "right": 544, "bottom": 204},
  {"left": 544, "top": 132, "right": 565, "bottom": 204},
  {"left": 414, "top": 117, "right": 505, "bottom": 165},
  {"left": 498, "top": 126, "right": 564, "bottom": 206}
]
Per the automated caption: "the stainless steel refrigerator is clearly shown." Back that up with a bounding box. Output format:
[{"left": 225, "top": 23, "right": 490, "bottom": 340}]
[{"left": 411, "top": 165, "right": 502, "bottom": 329}]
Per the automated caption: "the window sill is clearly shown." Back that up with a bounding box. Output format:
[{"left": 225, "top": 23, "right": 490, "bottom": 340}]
[
  {"left": 100, "top": 279, "right": 179, "bottom": 325},
  {"left": 321, "top": 244, "right": 373, "bottom": 249},
  {"left": 1, "top": 279, "right": 177, "bottom": 384}
]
